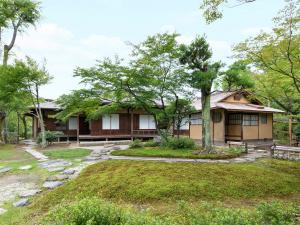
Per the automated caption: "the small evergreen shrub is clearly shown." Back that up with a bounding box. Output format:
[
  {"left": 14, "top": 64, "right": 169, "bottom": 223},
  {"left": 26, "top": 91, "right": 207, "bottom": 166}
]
[
  {"left": 143, "top": 140, "right": 160, "bottom": 147},
  {"left": 163, "top": 137, "right": 196, "bottom": 150},
  {"left": 129, "top": 139, "right": 143, "bottom": 149},
  {"left": 37, "top": 131, "right": 64, "bottom": 145},
  {"left": 227, "top": 147, "right": 245, "bottom": 155}
]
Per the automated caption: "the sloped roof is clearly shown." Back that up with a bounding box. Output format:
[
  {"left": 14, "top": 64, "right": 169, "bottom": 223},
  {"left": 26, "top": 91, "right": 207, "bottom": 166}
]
[
  {"left": 192, "top": 91, "right": 284, "bottom": 113},
  {"left": 34, "top": 101, "right": 60, "bottom": 110}
]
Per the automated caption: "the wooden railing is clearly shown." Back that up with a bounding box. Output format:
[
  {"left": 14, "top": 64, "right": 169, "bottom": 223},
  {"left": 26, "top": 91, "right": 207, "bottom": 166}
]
[
  {"left": 132, "top": 130, "right": 157, "bottom": 136},
  {"left": 270, "top": 144, "right": 300, "bottom": 160}
]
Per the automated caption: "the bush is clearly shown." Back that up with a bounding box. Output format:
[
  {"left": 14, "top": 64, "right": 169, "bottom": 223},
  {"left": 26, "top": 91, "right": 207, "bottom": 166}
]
[
  {"left": 129, "top": 139, "right": 143, "bottom": 149},
  {"left": 43, "top": 198, "right": 167, "bottom": 225},
  {"left": 43, "top": 198, "right": 299, "bottom": 225},
  {"left": 143, "top": 140, "right": 160, "bottom": 147},
  {"left": 37, "top": 131, "right": 64, "bottom": 145},
  {"left": 227, "top": 147, "right": 245, "bottom": 155},
  {"left": 163, "top": 137, "right": 196, "bottom": 150}
]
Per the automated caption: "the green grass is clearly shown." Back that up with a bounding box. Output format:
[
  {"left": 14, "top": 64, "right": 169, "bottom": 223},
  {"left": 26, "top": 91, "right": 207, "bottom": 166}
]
[
  {"left": 43, "top": 148, "right": 91, "bottom": 159},
  {"left": 0, "top": 144, "right": 32, "bottom": 161},
  {"left": 111, "top": 147, "right": 242, "bottom": 159}
]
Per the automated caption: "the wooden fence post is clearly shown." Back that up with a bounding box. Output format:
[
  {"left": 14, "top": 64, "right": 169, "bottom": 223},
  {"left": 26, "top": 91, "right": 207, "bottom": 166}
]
[{"left": 244, "top": 142, "right": 248, "bottom": 154}]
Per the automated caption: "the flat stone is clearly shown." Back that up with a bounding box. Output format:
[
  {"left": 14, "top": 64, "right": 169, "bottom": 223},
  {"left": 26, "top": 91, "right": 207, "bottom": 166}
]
[
  {"left": 83, "top": 156, "right": 101, "bottom": 161},
  {"left": 13, "top": 198, "right": 29, "bottom": 207},
  {"left": 47, "top": 167, "right": 65, "bottom": 172},
  {"left": 19, "top": 189, "right": 41, "bottom": 198},
  {"left": 0, "top": 208, "right": 7, "bottom": 215},
  {"left": 39, "top": 160, "right": 72, "bottom": 169},
  {"left": 62, "top": 169, "right": 76, "bottom": 175},
  {"left": 0, "top": 167, "right": 11, "bottom": 173},
  {"left": 46, "top": 174, "right": 69, "bottom": 181},
  {"left": 19, "top": 165, "right": 32, "bottom": 170},
  {"left": 104, "top": 144, "right": 114, "bottom": 148},
  {"left": 111, "top": 146, "right": 121, "bottom": 150},
  {"left": 43, "top": 181, "right": 63, "bottom": 189}
]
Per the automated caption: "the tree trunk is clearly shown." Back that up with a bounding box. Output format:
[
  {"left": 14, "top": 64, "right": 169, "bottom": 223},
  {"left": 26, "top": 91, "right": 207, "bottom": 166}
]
[
  {"left": 201, "top": 90, "right": 212, "bottom": 153},
  {"left": 17, "top": 113, "right": 20, "bottom": 144},
  {"left": 3, "top": 46, "right": 8, "bottom": 66},
  {"left": 22, "top": 116, "right": 27, "bottom": 139},
  {"left": 35, "top": 84, "right": 47, "bottom": 147}
]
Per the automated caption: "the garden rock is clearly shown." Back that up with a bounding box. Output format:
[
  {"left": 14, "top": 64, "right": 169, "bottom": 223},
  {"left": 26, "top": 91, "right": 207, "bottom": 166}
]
[
  {"left": 62, "top": 169, "right": 76, "bottom": 175},
  {"left": 43, "top": 181, "right": 63, "bottom": 189},
  {"left": 104, "top": 144, "right": 114, "bottom": 148},
  {"left": 39, "top": 160, "right": 72, "bottom": 169},
  {"left": 0, "top": 167, "right": 11, "bottom": 173},
  {"left": 47, "top": 167, "right": 65, "bottom": 172},
  {"left": 83, "top": 156, "right": 101, "bottom": 161},
  {"left": 19, "top": 165, "right": 32, "bottom": 170},
  {"left": 13, "top": 198, "right": 29, "bottom": 207},
  {"left": 0, "top": 208, "right": 7, "bottom": 215},
  {"left": 19, "top": 189, "right": 41, "bottom": 198},
  {"left": 46, "top": 174, "right": 69, "bottom": 181}
]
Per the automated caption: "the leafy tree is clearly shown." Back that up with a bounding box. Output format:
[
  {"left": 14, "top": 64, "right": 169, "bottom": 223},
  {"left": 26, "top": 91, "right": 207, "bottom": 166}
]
[
  {"left": 218, "top": 60, "right": 255, "bottom": 91},
  {"left": 234, "top": 0, "right": 300, "bottom": 115},
  {"left": 0, "top": 0, "right": 41, "bottom": 65},
  {"left": 0, "top": 57, "right": 51, "bottom": 146},
  {"left": 57, "top": 33, "right": 194, "bottom": 141},
  {"left": 200, "top": 0, "right": 256, "bottom": 24},
  {"left": 180, "top": 36, "right": 222, "bottom": 152}
]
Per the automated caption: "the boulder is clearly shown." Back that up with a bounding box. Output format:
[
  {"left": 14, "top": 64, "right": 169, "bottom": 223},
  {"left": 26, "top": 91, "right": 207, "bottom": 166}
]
[
  {"left": 19, "top": 189, "right": 41, "bottom": 198},
  {"left": 0, "top": 167, "right": 11, "bottom": 173},
  {"left": 43, "top": 181, "right": 64, "bottom": 189},
  {"left": 19, "top": 165, "right": 32, "bottom": 170},
  {"left": 13, "top": 198, "right": 29, "bottom": 207},
  {"left": 46, "top": 174, "right": 69, "bottom": 181}
]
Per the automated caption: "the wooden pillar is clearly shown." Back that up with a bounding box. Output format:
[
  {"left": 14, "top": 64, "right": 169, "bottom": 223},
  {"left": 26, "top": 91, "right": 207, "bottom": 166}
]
[
  {"left": 77, "top": 114, "right": 80, "bottom": 143},
  {"left": 288, "top": 117, "right": 292, "bottom": 146},
  {"left": 130, "top": 109, "right": 134, "bottom": 141},
  {"left": 241, "top": 113, "right": 244, "bottom": 142}
]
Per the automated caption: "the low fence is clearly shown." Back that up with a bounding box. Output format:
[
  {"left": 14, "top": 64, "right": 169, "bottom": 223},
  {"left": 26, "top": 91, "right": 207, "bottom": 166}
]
[{"left": 270, "top": 144, "right": 300, "bottom": 161}]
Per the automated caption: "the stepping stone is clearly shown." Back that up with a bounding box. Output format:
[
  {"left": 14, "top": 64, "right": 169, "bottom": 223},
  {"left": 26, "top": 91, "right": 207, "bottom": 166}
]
[
  {"left": 19, "top": 189, "right": 41, "bottom": 198},
  {"left": 62, "top": 169, "right": 76, "bottom": 175},
  {"left": 83, "top": 156, "right": 101, "bottom": 161},
  {"left": 43, "top": 181, "right": 64, "bottom": 189},
  {"left": 47, "top": 167, "right": 65, "bottom": 172},
  {"left": 111, "top": 146, "right": 121, "bottom": 150},
  {"left": 104, "top": 144, "right": 114, "bottom": 148},
  {"left": 39, "top": 160, "right": 72, "bottom": 169},
  {"left": 0, "top": 167, "right": 11, "bottom": 173},
  {"left": 0, "top": 208, "right": 7, "bottom": 215},
  {"left": 46, "top": 174, "right": 69, "bottom": 181},
  {"left": 19, "top": 165, "right": 32, "bottom": 170},
  {"left": 13, "top": 198, "right": 29, "bottom": 207}
]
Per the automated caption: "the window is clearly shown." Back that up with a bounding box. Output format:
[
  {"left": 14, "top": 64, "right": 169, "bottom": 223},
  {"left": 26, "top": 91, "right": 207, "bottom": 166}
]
[
  {"left": 176, "top": 117, "right": 189, "bottom": 130},
  {"left": 261, "top": 114, "right": 267, "bottom": 124},
  {"left": 228, "top": 114, "right": 242, "bottom": 125},
  {"left": 102, "top": 114, "right": 119, "bottom": 130},
  {"left": 55, "top": 121, "right": 66, "bottom": 131},
  {"left": 243, "top": 114, "right": 258, "bottom": 126},
  {"left": 191, "top": 113, "right": 202, "bottom": 125},
  {"left": 212, "top": 111, "right": 222, "bottom": 123},
  {"left": 68, "top": 117, "right": 78, "bottom": 130},
  {"left": 139, "top": 115, "right": 156, "bottom": 129}
]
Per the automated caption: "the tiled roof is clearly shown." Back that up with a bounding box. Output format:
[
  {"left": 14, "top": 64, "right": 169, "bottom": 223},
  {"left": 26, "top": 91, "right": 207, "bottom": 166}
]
[
  {"left": 192, "top": 91, "right": 284, "bottom": 113},
  {"left": 35, "top": 101, "right": 60, "bottom": 110}
]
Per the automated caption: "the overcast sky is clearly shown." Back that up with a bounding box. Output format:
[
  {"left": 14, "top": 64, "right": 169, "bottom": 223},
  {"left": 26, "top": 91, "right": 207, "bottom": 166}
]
[{"left": 9, "top": 0, "right": 285, "bottom": 99}]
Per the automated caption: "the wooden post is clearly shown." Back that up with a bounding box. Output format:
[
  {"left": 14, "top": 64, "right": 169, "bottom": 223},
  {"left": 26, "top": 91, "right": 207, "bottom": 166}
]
[
  {"left": 288, "top": 117, "right": 292, "bottom": 146},
  {"left": 130, "top": 109, "right": 133, "bottom": 141},
  {"left": 244, "top": 142, "right": 248, "bottom": 154},
  {"left": 77, "top": 114, "right": 80, "bottom": 144}
]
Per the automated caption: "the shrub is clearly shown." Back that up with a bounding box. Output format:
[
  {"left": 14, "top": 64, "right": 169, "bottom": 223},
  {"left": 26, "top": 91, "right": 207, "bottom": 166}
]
[
  {"left": 227, "top": 147, "right": 245, "bottom": 155},
  {"left": 43, "top": 197, "right": 167, "bottom": 225},
  {"left": 163, "top": 137, "right": 196, "bottom": 149},
  {"left": 143, "top": 140, "right": 160, "bottom": 147},
  {"left": 129, "top": 139, "right": 143, "bottom": 149},
  {"left": 37, "top": 131, "right": 64, "bottom": 145}
]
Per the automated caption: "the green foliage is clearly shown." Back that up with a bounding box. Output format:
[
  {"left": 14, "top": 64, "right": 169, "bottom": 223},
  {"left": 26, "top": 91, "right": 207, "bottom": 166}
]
[
  {"left": 227, "top": 146, "right": 245, "bottom": 155},
  {"left": 43, "top": 198, "right": 165, "bottom": 225},
  {"left": 218, "top": 60, "right": 255, "bottom": 91},
  {"left": 293, "top": 123, "right": 300, "bottom": 141},
  {"left": 162, "top": 137, "right": 196, "bottom": 149},
  {"left": 143, "top": 140, "right": 160, "bottom": 147},
  {"left": 129, "top": 139, "right": 143, "bottom": 149},
  {"left": 43, "top": 198, "right": 299, "bottom": 225},
  {"left": 44, "top": 148, "right": 91, "bottom": 159},
  {"left": 234, "top": 0, "right": 300, "bottom": 115},
  {"left": 37, "top": 131, "right": 63, "bottom": 145}
]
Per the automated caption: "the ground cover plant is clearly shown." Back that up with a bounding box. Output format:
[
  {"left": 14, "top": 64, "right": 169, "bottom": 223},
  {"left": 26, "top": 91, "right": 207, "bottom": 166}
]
[
  {"left": 12, "top": 158, "right": 299, "bottom": 225},
  {"left": 43, "top": 148, "right": 91, "bottom": 159}
]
